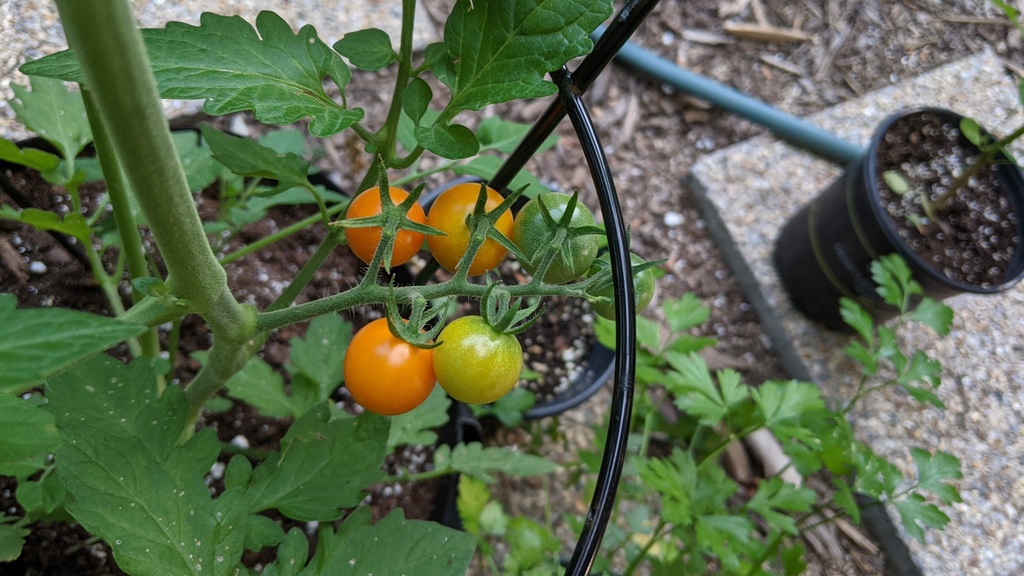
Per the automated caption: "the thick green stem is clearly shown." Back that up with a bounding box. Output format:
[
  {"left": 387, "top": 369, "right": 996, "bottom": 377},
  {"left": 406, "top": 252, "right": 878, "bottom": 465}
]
[
  {"left": 82, "top": 89, "right": 159, "bottom": 359},
  {"left": 55, "top": 0, "right": 251, "bottom": 343},
  {"left": 377, "top": 0, "right": 418, "bottom": 164}
]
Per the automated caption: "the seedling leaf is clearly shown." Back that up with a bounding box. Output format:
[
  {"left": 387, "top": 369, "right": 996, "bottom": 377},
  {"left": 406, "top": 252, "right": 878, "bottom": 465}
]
[
  {"left": 9, "top": 76, "right": 91, "bottom": 160},
  {"left": 893, "top": 494, "right": 951, "bottom": 542},
  {"left": 288, "top": 313, "right": 351, "bottom": 401},
  {"left": 0, "top": 138, "right": 60, "bottom": 172},
  {"left": 387, "top": 387, "right": 451, "bottom": 451},
  {"left": 201, "top": 126, "right": 311, "bottom": 190}
]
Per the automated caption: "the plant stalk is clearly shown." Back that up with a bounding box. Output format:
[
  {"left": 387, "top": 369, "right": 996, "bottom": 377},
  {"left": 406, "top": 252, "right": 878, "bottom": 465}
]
[
  {"left": 55, "top": 0, "right": 253, "bottom": 343},
  {"left": 81, "top": 89, "right": 160, "bottom": 359}
]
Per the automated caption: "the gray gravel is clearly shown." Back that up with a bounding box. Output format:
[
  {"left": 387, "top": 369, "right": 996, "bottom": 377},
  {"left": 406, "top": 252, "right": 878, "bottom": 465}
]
[{"left": 689, "top": 51, "right": 1024, "bottom": 576}]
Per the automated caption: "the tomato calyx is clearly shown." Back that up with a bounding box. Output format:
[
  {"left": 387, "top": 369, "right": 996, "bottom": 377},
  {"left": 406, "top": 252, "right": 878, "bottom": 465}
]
[
  {"left": 517, "top": 191, "right": 604, "bottom": 285},
  {"left": 479, "top": 280, "right": 544, "bottom": 335},
  {"left": 449, "top": 182, "right": 528, "bottom": 277},
  {"left": 584, "top": 252, "right": 663, "bottom": 318},
  {"left": 384, "top": 286, "right": 449, "bottom": 349},
  {"left": 331, "top": 168, "right": 442, "bottom": 272}
]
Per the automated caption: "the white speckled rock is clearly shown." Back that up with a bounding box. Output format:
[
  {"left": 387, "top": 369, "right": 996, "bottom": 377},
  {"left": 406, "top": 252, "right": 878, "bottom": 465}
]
[
  {"left": 689, "top": 51, "right": 1024, "bottom": 576},
  {"left": 0, "top": 0, "right": 442, "bottom": 139}
]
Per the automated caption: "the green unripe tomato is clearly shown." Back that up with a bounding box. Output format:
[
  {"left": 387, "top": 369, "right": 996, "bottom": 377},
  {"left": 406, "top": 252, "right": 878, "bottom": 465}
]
[
  {"left": 434, "top": 316, "right": 523, "bottom": 404},
  {"left": 512, "top": 193, "right": 600, "bottom": 284},
  {"left": 587, "top": 253, "right": 656, "bottom": 320}
]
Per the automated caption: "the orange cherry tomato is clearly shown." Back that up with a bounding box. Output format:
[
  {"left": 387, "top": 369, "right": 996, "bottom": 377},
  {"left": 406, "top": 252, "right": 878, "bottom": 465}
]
[
  {"left": 343, "top": 318, "right": 436, "bottom": 415},
  {"left": 426, "top": 182, "right": 513, "bottom": 275},
  {"left": 344, "top": 186, "right": 426, "bottom": 266}
]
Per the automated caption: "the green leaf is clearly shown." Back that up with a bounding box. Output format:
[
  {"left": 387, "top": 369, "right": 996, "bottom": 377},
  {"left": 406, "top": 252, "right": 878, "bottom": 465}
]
[
  {"left": 0, "top": 206, "right": 91, "bottom": 243},
  {"left": 300, "top": 507, "right": 475, "bottom": 575},
  {"left": 47, "top": 356, "right": 246, "bottom": 576},
  {"left": 0, "top": 294, "right": 146, "bottom": 394},
  {"left": 244, "top": 407, "right": 389, "bottom": 521},
  {"left": 882, "top": 170, "right": 912, "bottom": 195},
  {"left": 0, "top": 394, "right": 59, "bottom": 471},
  {"left": 839, "top": 297, "right": 874, "bottom": 343},
  {"left": 664, "top": 352, "right": 727, "bottom": 425},
  {"left": 401, "top": 77, "right": 433, "bottom": 126},
  {"left": 476, "top": 116, "right": 558, "bottom": 154},
  {"left": 0, "top": 519, "right": 30, "bottom": 562},
  {"left": 901, "top": 384, "right": 945, "bottom": 409},
  {"left": 694, "top": 514, "right": 755, "bottom": 571},
  {"left": 832, "top": 481, "right": 860, "bottom": 525},
  {"left": 453, "top": 155, "right": 553, "bottom": 198},
  {"left": 172, "top": 130, "right": 220, "bottom": 192},
  {"left": 9, "top": 76, "right": 91, "bottom": 159},
  {"left": 910, "top": 448, "right": 962, "bottom": 505},
  {"left": 242, "top": 514, "right": 286, "bottom": 551},
  {"left": 333, "top": 29, "right": 397, "bottom": 71},
  {"left": 781, "top": 542, "right": 808, "bottom": 576},
  {"left": 16, "top": 472, "right": 68, "bottom": 517},
  {"left": 664, "top": 293, "right": 711, "bottom": 332},
  {"left": 505, "top": 516, "right": 561, "bottom": 572},
  {"left": 288, "top": 313, "right": 351, "bottom": 399},
  {"left": 0, "top": 138, "right": 61, "bottom": 172},
  {"left": 201, "top": 126, "right": 311, "bottom": 190},
  {"left": 907, "top": 297, "right": 953, "bottom": 336},
  {"left": 959, "top": 118, "right": 982, "bottom": 147},
  {"left": 456, "top": 474, "right": 492, "bottom": 537},
  {"left": 432, "top": 442, "right": 558, "bottom": 483},
  {"left": 752, "top": 380, "right": 825, "bottom": 429},
  {"left": 440, "top": 0, "right": 613, "bottom": 113},
  {"left": 893, "top": 493, "right": 951, "bottom": 542},
  {"left": 415, "top": 122, "right": 479, "bottom": 159},
  {"left": 222, "top": 354, "right": 306, "bottom": 419},
  {"left": 745, "top": 477, "right": 816, "bottom": 535},
  {"left": 263, "top": 528, "right": 309, "bottom": 576},
  {"left": 635, "top": 315, "right": 663, "bottom": 352},
  {"left": 24, "top": 13, "right": 363, "bottom": 137},
  {"left": 387, "top": 387, "right": 451, "bottom": 451},
  {"left": 871, "top": 255, "right": 920, "bottom": 309}
]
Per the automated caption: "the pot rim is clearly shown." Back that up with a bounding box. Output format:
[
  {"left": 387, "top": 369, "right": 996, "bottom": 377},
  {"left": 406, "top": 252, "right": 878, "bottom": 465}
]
[{"left": 862, "top": 106, "right": 1024, "bottom": 293}]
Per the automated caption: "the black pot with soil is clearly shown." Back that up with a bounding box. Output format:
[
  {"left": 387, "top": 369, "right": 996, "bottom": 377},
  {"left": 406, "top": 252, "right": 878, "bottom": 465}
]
[{"left": 774, "top": 107, "right": 1024, "bottom": 330}]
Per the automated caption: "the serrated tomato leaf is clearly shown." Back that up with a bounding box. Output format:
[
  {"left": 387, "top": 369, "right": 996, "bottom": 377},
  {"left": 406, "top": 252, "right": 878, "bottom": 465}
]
[
  {"left": 23, "top": 12, "right": 363, "bottom": 137},
  {"left": 243, "top": 406, "right": 389, "bottom": 521},
  {"left": 440, "top": 0, "right": 613, "bottom": 113},
  {"left": 301, "top": 507, "right": 475, "bottom": 575},
  {"left": 0, "top": 294, "right": 146, "bottom": 395},
  {"left": 46, "top": 356, "right": 246, "bottom": 576},
  {"left": 9, "top": 76, "right": 91, "bottom": 160}
]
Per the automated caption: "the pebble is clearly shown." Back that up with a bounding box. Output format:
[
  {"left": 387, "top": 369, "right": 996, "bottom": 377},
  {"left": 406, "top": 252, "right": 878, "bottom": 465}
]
[
  {"left": 663, "top": 210, "right": 685, "bottom": 227},
  {"left": 28, "top": 260, "right": 46, "bottom": 274}
]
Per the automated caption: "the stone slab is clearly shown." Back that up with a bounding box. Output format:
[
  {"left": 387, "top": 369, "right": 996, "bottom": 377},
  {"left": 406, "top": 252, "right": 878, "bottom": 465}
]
[{"left": 686, "top": 51, "right": 1024, "bottom": 576}]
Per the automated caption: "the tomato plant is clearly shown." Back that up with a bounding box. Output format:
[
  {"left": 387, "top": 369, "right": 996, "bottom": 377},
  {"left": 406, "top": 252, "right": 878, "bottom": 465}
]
[
  {"left": 343, "top": 318, "right": 436, "bottom": 415},
  {"left": 587, "top": 253, "right": 657, "bottom": 320},
  {"left": 426, "top": 182, "right": 514, "bottom": 275},
  {"left": 512, "top": 192, "right": 600, "bottom": 284},
  {"left": 434, "top": 315, "right": 523, "bottom": 404},
  {"left": 344, "top": 186, "right": 427, "bottom": 266}
]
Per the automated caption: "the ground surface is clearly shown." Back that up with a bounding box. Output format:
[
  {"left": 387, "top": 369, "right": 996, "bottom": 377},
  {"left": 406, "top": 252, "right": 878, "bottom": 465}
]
[{"left": 2, "top": 0, "right": 1023, "bottom": 574}]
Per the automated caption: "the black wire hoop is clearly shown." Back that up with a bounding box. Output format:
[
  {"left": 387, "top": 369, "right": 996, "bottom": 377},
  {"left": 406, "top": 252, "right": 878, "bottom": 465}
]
[{"left": 487, "top": 1, "right": 662, "bottom": 573}]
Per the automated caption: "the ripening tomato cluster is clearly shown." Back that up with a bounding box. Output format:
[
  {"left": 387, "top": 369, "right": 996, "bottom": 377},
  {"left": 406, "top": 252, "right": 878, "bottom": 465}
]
[
  {"left": 343, "top": 316, "right": 522, "bottom": 415},
  {"left": 340, "top": 181, "right": 655, "bottom": 415}
]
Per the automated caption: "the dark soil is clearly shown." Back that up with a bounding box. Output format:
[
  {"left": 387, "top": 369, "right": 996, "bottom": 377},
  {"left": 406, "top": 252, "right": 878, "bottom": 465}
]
[{"left": 875, "top": 110, "right": 1022, "bottom": 287}]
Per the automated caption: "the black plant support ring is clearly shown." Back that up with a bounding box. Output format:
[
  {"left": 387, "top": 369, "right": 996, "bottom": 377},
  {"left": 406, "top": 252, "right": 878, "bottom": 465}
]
[
  {"left": 484, "top": 3, "right": 660, "bottom": 574},
  {"left": 553, "top": 66, "right": 638, "bottom": 576}
]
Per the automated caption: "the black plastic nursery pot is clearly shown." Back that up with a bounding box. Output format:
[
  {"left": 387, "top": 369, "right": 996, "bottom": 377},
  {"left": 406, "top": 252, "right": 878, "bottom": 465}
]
[{"left": 774, "top": 107, "right": 1024, "bottom": 330}]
